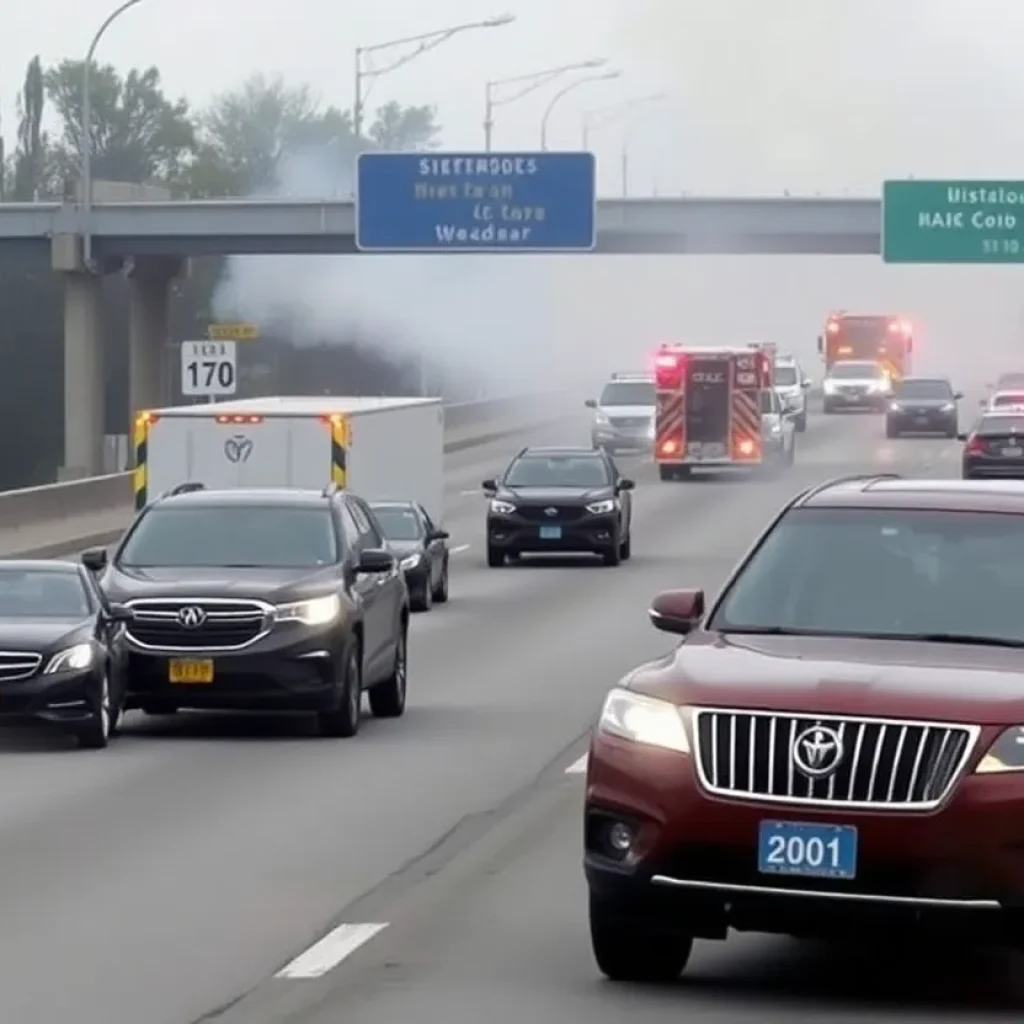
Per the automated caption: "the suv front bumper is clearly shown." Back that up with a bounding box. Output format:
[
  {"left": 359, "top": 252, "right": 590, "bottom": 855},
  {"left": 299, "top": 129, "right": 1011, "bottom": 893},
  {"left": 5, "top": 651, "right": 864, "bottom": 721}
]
[{"left": 585, "top": 731, "right": 1024, "bottom": 942}]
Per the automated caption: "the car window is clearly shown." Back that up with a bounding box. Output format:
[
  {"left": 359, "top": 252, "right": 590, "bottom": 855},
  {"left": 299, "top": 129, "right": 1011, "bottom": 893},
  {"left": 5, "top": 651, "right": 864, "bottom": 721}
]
[
  {"left": 0, "top": 570, "right": 91, "bottom": 618},
  {"left": 350, "top": 499, "right": 384, "bottom": 547},
  {"left": 758, "top": 391, "right": 778, "bottom": 415},
  {"left": 119, "top": 506, "right": 338, "bottom": 568},
  {"left": 773, "top": 365, "right": 798, "bottom": 386},
  {"left": 599, "top": 381, "right": 655, "bottom": 406},
  {"left": 894, "top": 380, "right": 952, "bottom": 399},
  {"left": 418, "top": 504, "right": 437, "bottom": 531},
  {"left": 978, "top": 415, "right": 1024, "bottom": 435},
  {"left": 829, "top": 362, "right": 881, "bottom": 379},
  {"left": 711, "top": 507, "right": 1024, "bottom": 643},
  {"left": 338, "top": 506, "right": 362, "bottom": 550},
  {"left": 992, "top": 393, "right": 1024, "bottom": 407},
  {"left": 371, "top": 505, "right": 424, "bottom": 541},
  {"left": 504, "top": 455, "right": 611, "bottom": 488}
]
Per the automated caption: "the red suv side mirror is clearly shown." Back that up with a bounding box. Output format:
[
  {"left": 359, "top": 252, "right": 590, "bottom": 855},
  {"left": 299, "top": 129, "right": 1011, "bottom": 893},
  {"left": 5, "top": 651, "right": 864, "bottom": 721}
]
[{"left": 649, "top": 589, "right": 705, "bottom": 635}]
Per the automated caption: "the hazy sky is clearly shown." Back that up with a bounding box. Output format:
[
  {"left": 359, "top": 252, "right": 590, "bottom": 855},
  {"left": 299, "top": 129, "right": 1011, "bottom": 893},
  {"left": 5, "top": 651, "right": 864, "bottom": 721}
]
[{"left": 6, "top": 0, "right": 1024, "bottom": 393}]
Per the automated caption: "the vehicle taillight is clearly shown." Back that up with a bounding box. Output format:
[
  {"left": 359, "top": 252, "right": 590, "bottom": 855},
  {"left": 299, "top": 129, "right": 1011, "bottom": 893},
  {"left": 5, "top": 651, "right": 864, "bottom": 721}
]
[
  {"left": 215, "top": 414, "right": 263, "bottom": 424},
  {"left": 658, "top": 439, "right": 679, "bottom": 456},
  {"left": 966, "top": 435, "right": 985, "bottom": 453},
  {"left": 826, "top": 321, "right": 840, "bottom": 335},
  {"left": 737, "top": 438, "right": 756, "bottom": 457}
]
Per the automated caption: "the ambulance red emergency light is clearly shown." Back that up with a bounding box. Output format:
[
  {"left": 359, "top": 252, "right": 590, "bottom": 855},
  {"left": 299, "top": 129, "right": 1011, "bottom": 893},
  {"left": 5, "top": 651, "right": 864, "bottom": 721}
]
[{"left": 651, "top": 344, "right": 774, "bottom": 481}]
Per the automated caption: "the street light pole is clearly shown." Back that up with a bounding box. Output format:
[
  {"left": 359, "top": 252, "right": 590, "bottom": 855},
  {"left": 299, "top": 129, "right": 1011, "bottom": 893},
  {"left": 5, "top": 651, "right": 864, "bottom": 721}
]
[
  {"left": 484, "top": 59, "right": 607, "bottom": 152},
  {"left": 82, "top": 0, "right": 147, "bottom": 270},
  {"left": 354, "top": 14, "right": 514, "bottom": 146},
  {"left": 580, "top": 93, "right": 666, "bottom": 196},
  {"left": 539, "top": 71, "right": 620, "bottom": 150}
]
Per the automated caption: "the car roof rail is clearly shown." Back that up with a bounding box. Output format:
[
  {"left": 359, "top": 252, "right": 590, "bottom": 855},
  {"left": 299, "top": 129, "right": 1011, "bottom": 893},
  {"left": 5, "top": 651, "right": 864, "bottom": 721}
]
[
  {"left": 165, "top": 481, "right": 205, "bottom": 497},
  {"left": 794, "top": 473, "right": 902, "bottom": 506}
]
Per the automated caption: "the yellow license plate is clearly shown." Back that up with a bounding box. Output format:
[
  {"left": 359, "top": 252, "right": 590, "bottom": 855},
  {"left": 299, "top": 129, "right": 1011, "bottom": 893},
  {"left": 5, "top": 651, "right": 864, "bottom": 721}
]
[{"left": 168, "top": 659, "right": 214, "bottom": 684}]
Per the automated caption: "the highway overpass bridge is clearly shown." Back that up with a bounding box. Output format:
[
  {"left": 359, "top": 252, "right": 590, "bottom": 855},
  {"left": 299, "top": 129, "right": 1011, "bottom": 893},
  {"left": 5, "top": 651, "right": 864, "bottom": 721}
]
[{"left": 0, "top": 194, "right": 881, "bottom": 483}]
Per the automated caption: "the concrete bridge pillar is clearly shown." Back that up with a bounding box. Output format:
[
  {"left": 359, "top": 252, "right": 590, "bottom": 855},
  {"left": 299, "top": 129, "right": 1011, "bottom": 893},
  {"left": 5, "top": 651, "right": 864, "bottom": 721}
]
[
  {"left": 128, "top": 256, "right": 185, "bottom": 424},
  {"left": 60, "top": 272, "right": 104, "bottom": 480}
]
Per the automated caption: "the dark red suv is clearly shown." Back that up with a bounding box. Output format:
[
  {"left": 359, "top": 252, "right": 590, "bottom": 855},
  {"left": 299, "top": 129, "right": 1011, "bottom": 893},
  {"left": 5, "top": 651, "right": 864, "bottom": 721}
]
[{"left": 585, "top": 474, "right": 1024, "bottom": 982}]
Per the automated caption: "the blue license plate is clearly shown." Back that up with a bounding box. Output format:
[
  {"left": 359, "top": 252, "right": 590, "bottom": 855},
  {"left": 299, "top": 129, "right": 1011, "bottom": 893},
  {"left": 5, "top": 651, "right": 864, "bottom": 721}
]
[
  {"left": 757, "top": 820, "right": 857, "bottom": 879},
  {"left": 539, "top": 525, "right": 562, "bottom": 540}
]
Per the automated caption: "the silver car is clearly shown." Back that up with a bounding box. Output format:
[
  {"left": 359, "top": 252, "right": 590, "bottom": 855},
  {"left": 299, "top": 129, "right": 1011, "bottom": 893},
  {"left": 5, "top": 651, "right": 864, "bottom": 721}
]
[
  {"left": 822, "top": 359, "right": 892, "bottom": 412},
  {"left": 586, "top": 374, "right": 656, "bottom": 453}
]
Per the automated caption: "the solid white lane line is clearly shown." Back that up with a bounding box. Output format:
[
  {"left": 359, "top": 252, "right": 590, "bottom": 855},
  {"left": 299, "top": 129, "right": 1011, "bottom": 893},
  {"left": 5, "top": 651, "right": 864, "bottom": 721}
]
[
  {"left": 565, "top": 754, "right": 588, "bottom": 775},
  {"left": 450, "top": 544, "right": 471, "bottom": 554},
  {"left": 275, "top": 923, "right": 389, "bottom": 979}
]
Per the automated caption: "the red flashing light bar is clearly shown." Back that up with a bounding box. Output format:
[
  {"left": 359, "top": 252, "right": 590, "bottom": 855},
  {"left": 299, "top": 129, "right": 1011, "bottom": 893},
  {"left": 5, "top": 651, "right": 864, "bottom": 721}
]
[{"left": 215, "top": 414, "right": 264, "bottom": 424}]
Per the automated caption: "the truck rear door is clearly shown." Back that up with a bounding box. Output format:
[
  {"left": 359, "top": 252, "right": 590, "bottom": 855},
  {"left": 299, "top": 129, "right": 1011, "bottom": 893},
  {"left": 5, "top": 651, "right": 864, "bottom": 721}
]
[{"left": 685, "top": 357, "right": 731, "bottom": 454}]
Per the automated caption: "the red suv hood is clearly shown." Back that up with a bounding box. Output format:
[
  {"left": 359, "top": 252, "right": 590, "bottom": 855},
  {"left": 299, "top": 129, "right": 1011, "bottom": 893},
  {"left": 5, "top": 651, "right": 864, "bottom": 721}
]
[{"left": 631, "top": 634, "right": 1024, "bottom": 726}]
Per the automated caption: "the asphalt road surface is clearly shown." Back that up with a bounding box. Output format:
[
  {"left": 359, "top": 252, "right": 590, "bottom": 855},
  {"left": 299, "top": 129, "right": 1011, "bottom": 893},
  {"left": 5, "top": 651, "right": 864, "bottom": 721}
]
[{"left": 0, "top": 405, "right": 1009, "bottom": 1024}]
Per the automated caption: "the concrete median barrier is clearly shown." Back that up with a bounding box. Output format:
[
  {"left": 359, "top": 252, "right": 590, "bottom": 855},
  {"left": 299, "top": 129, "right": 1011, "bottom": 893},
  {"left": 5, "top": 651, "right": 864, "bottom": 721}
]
[{"left": 0, "top": 393, "right": 572, "bottom": 559}]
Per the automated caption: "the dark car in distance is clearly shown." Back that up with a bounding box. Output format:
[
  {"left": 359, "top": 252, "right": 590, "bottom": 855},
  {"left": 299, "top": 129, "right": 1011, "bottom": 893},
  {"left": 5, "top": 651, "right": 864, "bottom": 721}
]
[
  {"left": 0, "top": 560, "right": 132, "bottom": 749},
  {"left": 960, "top": 413, "right": 1024, "bottom": 479},
  {"left": 484, "top": 446, "right": 634, "bottom": 567},
  {"left": 585, "top": 474, "right": 1024, "bottom": 982},
  {"left": 885, "top": 376, "right": 961, "bottom": 438},
  {"left": 82, "top": 483, "right": 409, "bottom": 738},
  {"left": 369, "top": 500, "right": 450, "bottom": 612}
]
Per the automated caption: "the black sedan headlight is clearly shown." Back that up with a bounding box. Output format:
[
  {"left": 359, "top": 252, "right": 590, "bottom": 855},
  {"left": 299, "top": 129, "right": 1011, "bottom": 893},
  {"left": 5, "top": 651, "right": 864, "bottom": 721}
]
[{"left": 44, "top": 643, "right": 96, "bottom": 674}]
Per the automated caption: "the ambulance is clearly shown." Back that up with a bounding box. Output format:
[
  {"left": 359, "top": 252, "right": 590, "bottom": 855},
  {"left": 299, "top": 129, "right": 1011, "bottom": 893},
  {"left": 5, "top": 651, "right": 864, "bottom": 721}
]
[{"left": 652, "top": 344, "right": 795, "bottom": 481}]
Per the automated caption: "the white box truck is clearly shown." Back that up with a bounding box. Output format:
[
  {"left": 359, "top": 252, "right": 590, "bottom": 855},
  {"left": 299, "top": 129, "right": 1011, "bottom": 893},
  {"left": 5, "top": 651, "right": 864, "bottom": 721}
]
[{"left": 131, "top": 396, "right": 445, "bottom": 523}]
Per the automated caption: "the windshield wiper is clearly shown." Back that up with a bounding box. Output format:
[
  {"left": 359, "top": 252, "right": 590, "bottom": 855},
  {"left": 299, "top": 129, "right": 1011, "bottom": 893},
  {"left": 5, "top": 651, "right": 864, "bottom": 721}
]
[{"left": 883, "top": 632, "right": 1024, "bottom": 649}]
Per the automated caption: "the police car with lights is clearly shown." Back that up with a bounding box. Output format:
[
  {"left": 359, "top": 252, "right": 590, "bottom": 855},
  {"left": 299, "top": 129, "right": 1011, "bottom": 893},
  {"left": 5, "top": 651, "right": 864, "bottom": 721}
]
[{"left": 585, "top": 373, "right": 656, "bottom": 453}]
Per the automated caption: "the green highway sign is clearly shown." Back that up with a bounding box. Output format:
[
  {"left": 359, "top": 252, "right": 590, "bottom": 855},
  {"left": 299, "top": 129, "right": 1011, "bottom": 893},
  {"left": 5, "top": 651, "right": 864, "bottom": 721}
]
[{"left": 883, "top": 180, "right": 1024, "bottom": 263}]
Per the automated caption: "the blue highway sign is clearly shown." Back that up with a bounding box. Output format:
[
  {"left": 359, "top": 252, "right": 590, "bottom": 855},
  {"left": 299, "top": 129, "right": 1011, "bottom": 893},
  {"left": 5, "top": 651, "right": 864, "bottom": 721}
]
[{"left": 356, "top": 151, "right": 596, "bottom": 253}]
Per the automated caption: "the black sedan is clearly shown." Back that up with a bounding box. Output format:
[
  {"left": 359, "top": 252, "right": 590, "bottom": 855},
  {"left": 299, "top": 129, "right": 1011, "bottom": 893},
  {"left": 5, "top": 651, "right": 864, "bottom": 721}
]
[
  {"left": 961, "top": 412, "right": 1024, "bottom": 478},
  {"left": 484, "top": 446, "right": 634, "bottom": 567},
  {"left": 0, "top": 560, "right": 131, "bottom": 748},
  {"left": 369, "top": 500, "right": 450, "bottom": 612},
  {"left": 885, "top": 376, "right": 962, "bottom": 438}
]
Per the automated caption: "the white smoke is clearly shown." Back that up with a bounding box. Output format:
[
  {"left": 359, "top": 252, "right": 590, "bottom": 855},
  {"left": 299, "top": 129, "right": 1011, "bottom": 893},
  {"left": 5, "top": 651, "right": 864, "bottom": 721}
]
[{"left": 212, "top": 147, "right": 566, "bottom": 397}]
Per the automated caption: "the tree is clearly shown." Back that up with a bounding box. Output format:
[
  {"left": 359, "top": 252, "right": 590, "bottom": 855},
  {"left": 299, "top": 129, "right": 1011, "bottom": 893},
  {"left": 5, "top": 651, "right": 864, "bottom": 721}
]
[
  {"left": 44, "top": 59, "right": 195, "bottom": 185},
  {"left": 367, "top": 101, "right": 441, "bottom": 151},
  {"left": 13, "top": 57, "right": 50, "bottom": 200},
  {"left": 195, "top": 74, "right": 350, "bottom": 194}
]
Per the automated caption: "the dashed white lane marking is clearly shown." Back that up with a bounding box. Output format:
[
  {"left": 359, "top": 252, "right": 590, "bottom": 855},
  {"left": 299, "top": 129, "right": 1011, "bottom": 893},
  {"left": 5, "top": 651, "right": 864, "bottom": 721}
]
[
  {"left": 276, "top": 923, "right": 389, "bottom": 979},
  {"left": 460, "top": 488, "right": 481, "bottom": 496},
  {"left": 450, "top": 544, "right": 471, "bottom": 554},
  {"left": 566, "top": 754, "right": 588, "bottom": 775}
]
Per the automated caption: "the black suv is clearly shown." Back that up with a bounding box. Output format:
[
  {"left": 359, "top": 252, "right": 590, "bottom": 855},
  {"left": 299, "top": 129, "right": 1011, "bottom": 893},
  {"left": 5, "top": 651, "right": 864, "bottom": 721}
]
[
  {"left": 484, "top": 447, "right": 634, "bottom": 567},
  {"left": 885, "top": 376, "right": 961, "bottom": 438},
  {"left": 80, "top": 483, "right": 409, "bottom": 738}
]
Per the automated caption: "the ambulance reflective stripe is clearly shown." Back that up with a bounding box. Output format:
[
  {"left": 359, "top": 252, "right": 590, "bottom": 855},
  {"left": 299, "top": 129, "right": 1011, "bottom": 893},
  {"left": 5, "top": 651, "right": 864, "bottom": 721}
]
[
  {"left": 329, "top": 417, "right": 349, "bottom": 486},
  {"left": 132, "top": 415, "right": 149, "bottom": 510},
  {"left": 655, "top": 391, "right": 684, "bottom": 458},
  {"left": 731, "top": 390, "right": 761, "bottom": 460}
]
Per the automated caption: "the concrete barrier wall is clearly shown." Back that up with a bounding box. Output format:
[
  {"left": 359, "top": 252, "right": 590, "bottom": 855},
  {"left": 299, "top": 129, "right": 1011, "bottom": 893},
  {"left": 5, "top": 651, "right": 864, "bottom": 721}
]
[{"left": 0, "top": 393, "right": 570, "bottom": 558}]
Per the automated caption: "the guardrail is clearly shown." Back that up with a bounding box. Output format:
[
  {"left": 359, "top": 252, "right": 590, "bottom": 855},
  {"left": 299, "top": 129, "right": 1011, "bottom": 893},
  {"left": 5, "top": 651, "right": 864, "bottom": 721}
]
[{"left": 0, "top": 393, "right": 569, "bottom": 558}]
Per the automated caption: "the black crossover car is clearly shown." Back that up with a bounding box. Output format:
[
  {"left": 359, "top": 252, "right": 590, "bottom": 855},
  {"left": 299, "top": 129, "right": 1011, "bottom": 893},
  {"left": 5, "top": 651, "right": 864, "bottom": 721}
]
[
  {"left": 0, "top": 560, "right": 131, "bottom": 749},
  {"left": 81, "top": 483, "right": 409, "bottom": 738},
  {"left": 885, "top": 376, "right": 961, "bottom": 438},
  {"left": 484, "top": 446, "right": 634, "bottom": 567},
  {"left": 369, "top": 500, "right": 450, "bottom": 612},
  {"left": 960, "top": 413, "right": 1024, "bottom": 480}
]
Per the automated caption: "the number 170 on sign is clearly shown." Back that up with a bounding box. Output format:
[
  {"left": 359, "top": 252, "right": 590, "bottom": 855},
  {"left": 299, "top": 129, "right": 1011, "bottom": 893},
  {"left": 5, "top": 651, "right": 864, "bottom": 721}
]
[{"left": 181, "top": 340, "right": 237, "bottom": 397}]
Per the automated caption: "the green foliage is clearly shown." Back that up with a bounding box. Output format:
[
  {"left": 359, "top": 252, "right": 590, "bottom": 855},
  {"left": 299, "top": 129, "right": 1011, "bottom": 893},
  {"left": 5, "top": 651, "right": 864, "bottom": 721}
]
[{"left": 0, "top": 56, "right": 445, "bottom": 489}]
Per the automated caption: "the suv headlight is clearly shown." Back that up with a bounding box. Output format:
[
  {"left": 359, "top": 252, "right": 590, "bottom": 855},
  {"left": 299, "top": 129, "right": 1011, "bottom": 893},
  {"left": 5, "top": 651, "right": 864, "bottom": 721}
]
[
  {"left": 44, "top": 643, "right": 95, "bottom": 674},
  {"left": 594, "top": 412, "right": 610, "bottom": 425},
  {"left": 586, "top": 498, "right": 617, "bottom": 514},
  {"left": 823, "top": 380, "right": 837, "bottom": 394},
  {"left": 490, "top": 499, "right": 515, "bottom": 515},
  {"left": 399, "top": 553, "right": 422, "bottom": 570},
  {"left": 597, "top": 688, "right": 690, "bottom": 754},
  {"left": 975, "top": 727, "right": 1024, "bottom": 773},
  {"left": 276, "top": 593, "right": 341, "bottom": 626}
]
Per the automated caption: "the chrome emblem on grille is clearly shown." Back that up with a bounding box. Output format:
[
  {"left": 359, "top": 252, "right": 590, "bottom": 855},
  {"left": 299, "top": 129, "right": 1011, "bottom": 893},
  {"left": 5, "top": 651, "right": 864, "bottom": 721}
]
[
  {"left": 177, "top": 606, "right": 207, "bottom": 628},
  {"left": 544, "top": 507, "right": 558, "bottom": 517},
  {"left": 792, "top": 724, "right": 843, "bottom": 778}
]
